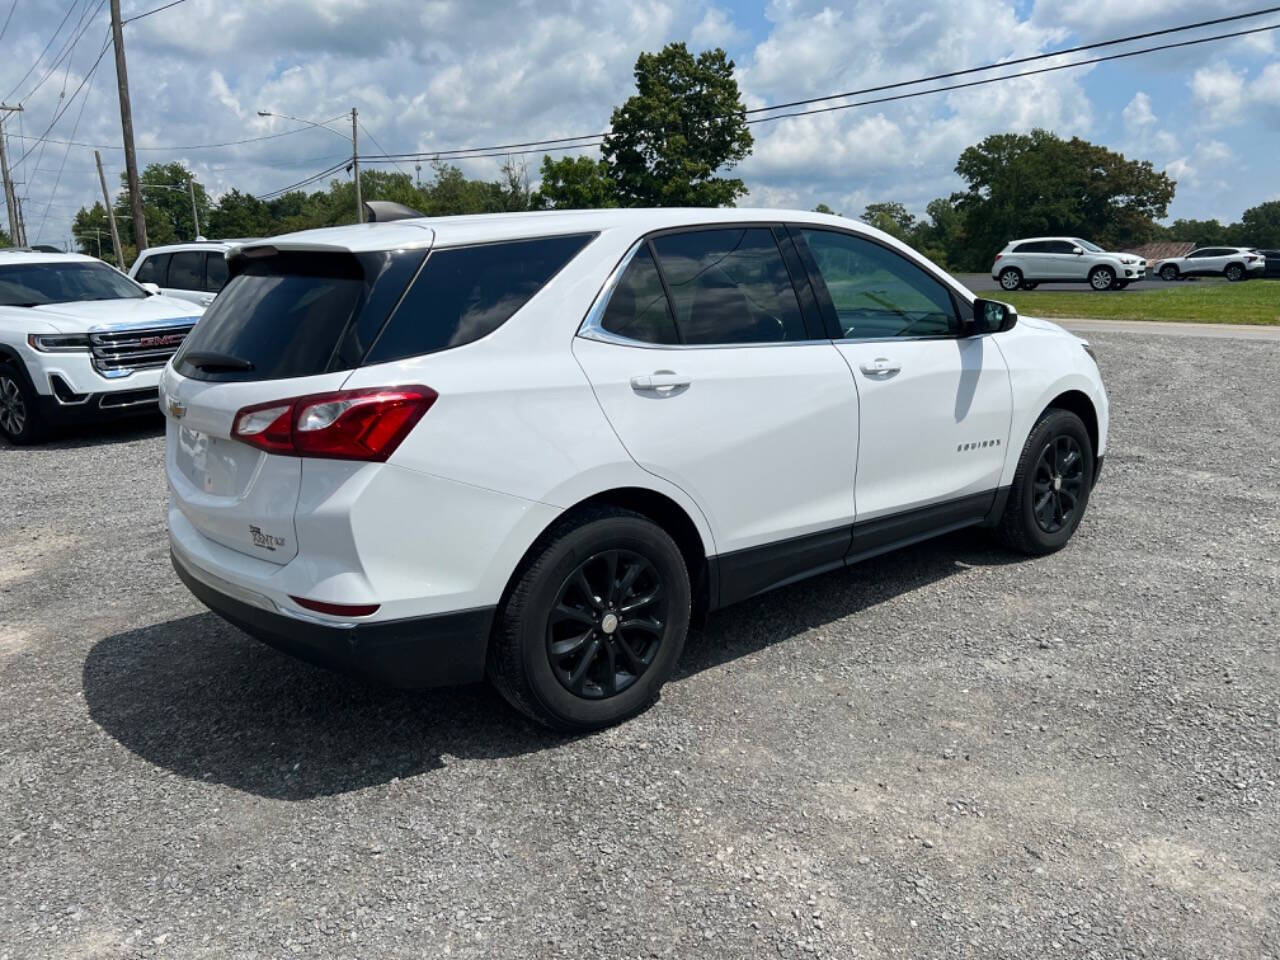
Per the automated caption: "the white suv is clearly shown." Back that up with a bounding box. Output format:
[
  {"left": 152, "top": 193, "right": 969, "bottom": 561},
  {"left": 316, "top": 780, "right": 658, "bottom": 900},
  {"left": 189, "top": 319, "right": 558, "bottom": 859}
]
[
  {"left": 1152, "top": 246, "right": 1264, "bottom": 282},
  {"left": 0, "top": 250, "right": 204, "bottom": 444},
  {"left": 129, "top": 241, "right": 241, "bottom": 307},
  {"left": 992, "top": 237, "right": 1145, "bottom": 291},
  {"left": 162, "top": 209, "right": 1108, "bottom": 730}
]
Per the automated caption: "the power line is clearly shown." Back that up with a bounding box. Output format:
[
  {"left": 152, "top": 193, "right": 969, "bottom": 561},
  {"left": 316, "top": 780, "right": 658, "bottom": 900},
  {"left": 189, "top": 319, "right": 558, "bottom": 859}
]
[
  {"left": 0, "top": 0, "right": 21, "bottom": 46},
  {"left": 20, "top": 0, "right": 108, "bottom": 105},
  {"left": 8, "top": 113, "right": 350, "bottom": 152},
  {"left": 34, "top": 45, "right": 96, "bottom": 241},
  {"left": 3, "top": 0, "right": 83, "bottom": 101},
  {"left": 122, "top": 0, "right": 188, "bottom": 23},
  {"left": 12, "top": 31, "right": 111, "bottom": 168},
  {"left": 254, "top": 160, "right": 350, "bottom": 200}
]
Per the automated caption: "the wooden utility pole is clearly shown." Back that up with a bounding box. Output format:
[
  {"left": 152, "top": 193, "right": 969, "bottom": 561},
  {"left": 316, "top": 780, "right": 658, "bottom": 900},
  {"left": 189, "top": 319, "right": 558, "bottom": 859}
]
[
  {"left": 0, "top": 104, "right": 21, "bottom": 243},
  {"left": 109, "top": 0, "right": 147, "bottom": 256},
  {"left": 351, "top": 107, "right": 362, "bottom": 223},
  {"left": 94, "top": 150, "right": 125, "bottom": 268}
]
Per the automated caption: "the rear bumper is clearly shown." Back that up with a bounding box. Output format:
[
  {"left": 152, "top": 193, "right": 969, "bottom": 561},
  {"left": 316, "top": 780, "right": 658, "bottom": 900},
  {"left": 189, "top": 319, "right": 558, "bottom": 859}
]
[{"left": 172, "top": 550, "right": 493, "bottom": 688}]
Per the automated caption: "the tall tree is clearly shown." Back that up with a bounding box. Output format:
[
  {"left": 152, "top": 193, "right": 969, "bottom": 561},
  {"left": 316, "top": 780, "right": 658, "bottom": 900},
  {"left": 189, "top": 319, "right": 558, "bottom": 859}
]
[
  {"left": 132, "top": 162, "right": 211, "bottom": 244},
  {"left": 206, "top": 189, "right": 272, "bottom": 239},
  {"left": 952, "top": 130, "right": 1174, "bottom": 269},
  {"left": 1239, "top": 200, "right": 1280, "bottom": 248},
  {"left": 602, "top": 43, "right": 752, "bottom": 207},
  {"left": 860, "top": 202, "right": 916, "bottom": 241},
  {"left": 534, "top": 155, "right": 616, "bottom": 209}
]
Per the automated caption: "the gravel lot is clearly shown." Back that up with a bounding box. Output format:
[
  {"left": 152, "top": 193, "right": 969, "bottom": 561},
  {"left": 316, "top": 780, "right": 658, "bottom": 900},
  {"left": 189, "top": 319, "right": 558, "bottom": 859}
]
[{"left": 2, "top": 330, "right": 1277, "bottom": 959}]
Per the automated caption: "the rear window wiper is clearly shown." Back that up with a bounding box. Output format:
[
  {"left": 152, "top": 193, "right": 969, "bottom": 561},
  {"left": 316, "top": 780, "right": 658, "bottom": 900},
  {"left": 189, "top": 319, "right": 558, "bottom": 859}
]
[{"left": 183, "top": 350, "right": 254, "bottom": 371}]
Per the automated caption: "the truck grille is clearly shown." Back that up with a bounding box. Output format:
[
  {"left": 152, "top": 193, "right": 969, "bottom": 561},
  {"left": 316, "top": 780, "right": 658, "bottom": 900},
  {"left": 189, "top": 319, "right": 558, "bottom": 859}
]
[{"left": 90, "top": 321, "right": 198, "bottom": 379}]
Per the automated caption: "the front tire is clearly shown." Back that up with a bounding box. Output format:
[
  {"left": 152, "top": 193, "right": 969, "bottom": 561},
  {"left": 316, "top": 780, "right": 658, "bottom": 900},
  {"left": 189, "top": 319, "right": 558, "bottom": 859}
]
[
  {"left": 1160, "top": 264, "right": 1179, "bottom": 281},
  {"left": 0, "top": 363, "right": 45, "bottom": 445},
  {"left": 1089, "top": 266, "right": 1116, "bottom": 291},
  {"left": 998, "top": 267, "right": 1023, "bottom": 292},
  {"left": 488, "top": 507, "right": 691, "bottom": 731},
  {"left": 997, "top": 409, "right": 1094, "bottom": 556}
]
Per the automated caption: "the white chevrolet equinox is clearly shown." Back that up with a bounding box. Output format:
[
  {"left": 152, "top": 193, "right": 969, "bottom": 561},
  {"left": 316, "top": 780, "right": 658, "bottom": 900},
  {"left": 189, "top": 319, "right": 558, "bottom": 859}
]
[{"left": 162, "top": 208, "right": 1108, "bottom": 730}]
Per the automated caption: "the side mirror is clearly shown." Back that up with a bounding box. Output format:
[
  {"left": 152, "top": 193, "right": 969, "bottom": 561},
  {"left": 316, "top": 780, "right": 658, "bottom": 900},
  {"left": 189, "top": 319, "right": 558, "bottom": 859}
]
[
  {"left": 1072, "top": 246, "right": 1084, "bottom": 255},
  {"left": 140, "top": 282, "right": 161, "bottom": 296},
  {"left": 971, "top": 298, "right": 1018, "bottom": 335}
]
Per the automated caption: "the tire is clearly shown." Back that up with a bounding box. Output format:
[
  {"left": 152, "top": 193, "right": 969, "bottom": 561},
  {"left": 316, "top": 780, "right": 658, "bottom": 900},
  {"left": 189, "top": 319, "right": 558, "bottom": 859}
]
[
  {"left": 1089, "top": 266, "right": 1116, "bottom": 291},
  {"left": 1020, "top": 279, "right": 1039, "bottom": 290},
  {"left": 998, "top": 267, "right": 1023, "bottom": 292},
  {"left": 1159, "top": 264, "right": 1179, "bottom": 282},
  {"left": 0, "top": 362, "right": 46, "bottom": 445},
  {"left": 996, "top": 408, "right": 1094, "bottom": 556},
  {"left": 487, "top": 506, "right": 691, "bottom": 731},
  {"left": 1224, "top": 263, "right": 1245, "bottom": 282}
]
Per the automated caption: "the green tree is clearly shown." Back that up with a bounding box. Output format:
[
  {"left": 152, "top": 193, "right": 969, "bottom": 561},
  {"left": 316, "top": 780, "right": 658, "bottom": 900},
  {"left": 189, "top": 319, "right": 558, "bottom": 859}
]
[
  {"left": 0, "top": 227, "right": 11, "bottom": 247},
  {"left": 812, "top": 202, "right": 840, "bottom": 216},
  {"left": 860, "top": 201, "right": 916, "bottom": 241},
  {"left": 602, "top": 42, "right": 753, "bottom": 207},
  {"left": 207, "top": 189, "right": 272, "bottom": 238},
  {"left": 951, "top": 130, "right": 1174, "bottom": 270},
  {"left": 134, "top": 162, "right": 211, "bottom": 244},
  {"left": 534, "top": 155, "right": 616, "bottom": 209},
  {"left": 909, "top": 196, "right": 965, "bottom": 269},
  {"left": 1162, "top": 217, "right": 1230, "bottom": 246},
  {"left": 1238, "top": 200, "right": 1280, "bottom": 247}
]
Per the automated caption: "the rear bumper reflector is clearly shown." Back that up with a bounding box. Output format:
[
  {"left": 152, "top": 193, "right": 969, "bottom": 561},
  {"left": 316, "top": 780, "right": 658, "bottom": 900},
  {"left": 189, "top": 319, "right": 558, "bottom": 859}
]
[{"left": 289, "top": 595, "right": 380, "bottom": 618}]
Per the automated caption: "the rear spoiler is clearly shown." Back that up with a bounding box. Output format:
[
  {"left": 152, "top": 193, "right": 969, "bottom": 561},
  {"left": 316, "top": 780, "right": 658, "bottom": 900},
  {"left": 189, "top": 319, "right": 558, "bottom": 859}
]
[{"left": 364, "top": 201, "right": 425, "bottom": 223}]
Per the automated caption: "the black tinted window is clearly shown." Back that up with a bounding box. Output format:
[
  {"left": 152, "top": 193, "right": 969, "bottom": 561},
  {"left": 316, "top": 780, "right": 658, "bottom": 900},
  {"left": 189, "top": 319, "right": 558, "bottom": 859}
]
[
  {"left": 168, "top": 251, "right": 203, "bottom": 289},
  {"left": 0, "top": 261, "right": 146, "bottom": 306},
  {"left": 134, "top": 253, "right": 170, "bottom": 284},
  {"left": 1046, "top": 241, "right": 1077, "bottom": 254},
  {"left": 205, "top": 253, "right": 228, "bottom": 291},
  {"left": 651, "top": 228, "right": 805, "bottom": 345},
  {"left": 365, "top": 234, "right": 593, "bottom": 364},
  {"left": 800, "top": 229, "right": 958, "bottom": 339},
  {"left": 1014, "top": 241, "right": 1048, "bottom": 253},
  {"left": 600, "top": 246, "right": 679, "bottom": 344}
]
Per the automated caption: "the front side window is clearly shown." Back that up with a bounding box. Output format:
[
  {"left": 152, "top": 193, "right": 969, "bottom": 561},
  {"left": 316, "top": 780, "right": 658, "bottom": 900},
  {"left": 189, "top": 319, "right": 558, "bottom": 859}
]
[
  {"left": 1047, "top": 241, "right": 1078, "bottom": 254},
  {"left": 600, "top": 246, "right": 679, "bottom": 345},
  {"left": 650, "top": 228, "right": 806, "bottom": 345},
  {"left": 1188, "top": 249, "right": 1210, "bottom": 259},
  {"left": 799, "top": 229, "right": 958, "bottom": 339},
  {"left": 0, "top": 261, "right": 146, "bottom": 307},
  {"left": 168, "top": 251, "right": 204, "bottom": 290},
  {"left": 134, "top": 253, "right": 170, "bottom": 284},
  {"left": 365, "top": 233, "right": 594, "bottom": 365}
]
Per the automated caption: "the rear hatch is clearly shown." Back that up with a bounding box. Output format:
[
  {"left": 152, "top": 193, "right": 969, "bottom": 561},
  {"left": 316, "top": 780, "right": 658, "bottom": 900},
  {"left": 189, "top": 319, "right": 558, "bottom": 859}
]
[{"left": 164, "top": 238, "right": 431, "bottom": 564}]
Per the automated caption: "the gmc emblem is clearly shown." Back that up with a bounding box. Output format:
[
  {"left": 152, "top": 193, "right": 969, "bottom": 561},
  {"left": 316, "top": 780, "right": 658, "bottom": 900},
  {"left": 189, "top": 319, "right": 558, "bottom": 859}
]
[{"left": 140, "top": 334, "right": 182, "bottom": 348}]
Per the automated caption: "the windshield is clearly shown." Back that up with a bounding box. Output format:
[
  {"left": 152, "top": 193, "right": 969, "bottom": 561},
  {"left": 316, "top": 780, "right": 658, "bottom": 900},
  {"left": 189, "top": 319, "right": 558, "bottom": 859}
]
[
  {"left": 1074, "top": 239, "right": 1103, "bottom": 253},
  {"left": 0, "top": 261, "right": 146, "bottom": 307}
]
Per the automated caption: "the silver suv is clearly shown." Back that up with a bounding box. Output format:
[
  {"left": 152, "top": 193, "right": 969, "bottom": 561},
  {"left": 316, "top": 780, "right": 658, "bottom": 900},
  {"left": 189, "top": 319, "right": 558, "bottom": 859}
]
[{"left": 992, "top": 237, "right": 1145, "bottom": 292}]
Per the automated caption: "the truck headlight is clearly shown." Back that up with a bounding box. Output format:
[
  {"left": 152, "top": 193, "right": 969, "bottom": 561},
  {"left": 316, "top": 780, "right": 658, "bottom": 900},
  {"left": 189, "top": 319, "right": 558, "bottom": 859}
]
[{"left": 27, "top": 333, "right": 91, "bottom": 352}]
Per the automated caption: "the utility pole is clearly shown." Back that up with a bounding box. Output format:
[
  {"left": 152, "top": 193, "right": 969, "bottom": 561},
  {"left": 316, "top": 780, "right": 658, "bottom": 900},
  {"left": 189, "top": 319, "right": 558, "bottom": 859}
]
[
  {"left": 351, "top": 107, "right": 362, "bottom": 223},
  {"left": 187, "top": 178, "right": 200, "bottom": 238},
  {"left": 94, "top": 150, "right": 125, "bottom": 268},
  {"left": 109, "top": 0, "right": 147, "bottom": 256},
  {"left": 0, "top": 103, "right": 21, "bottom": 244},
  {"left": 14, "top": 195, "right": 26, "bottom": 246}
]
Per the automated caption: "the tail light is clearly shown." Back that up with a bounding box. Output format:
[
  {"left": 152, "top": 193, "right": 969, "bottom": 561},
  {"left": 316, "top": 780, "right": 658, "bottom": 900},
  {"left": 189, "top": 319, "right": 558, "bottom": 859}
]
[
  {"left": 993, "top": 254, "right": 1002, "bottom": 262},
  {"left": 232, "top": 385, "right": 437, "bottom": 461}
]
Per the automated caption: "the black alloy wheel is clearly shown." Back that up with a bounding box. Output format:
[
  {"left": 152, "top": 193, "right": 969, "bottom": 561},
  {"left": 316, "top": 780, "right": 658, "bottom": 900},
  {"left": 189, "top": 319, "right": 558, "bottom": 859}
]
[
  {"left": 1031, "top": 434, "right": 1086, "bottom": 534},
  {"left": 546, "top": 549, "right": 668, "bottom": 699},
  {"left": 1225, "top": 263, "right": 1245, "bottom": 282},
  {"left": 1160, "top": 264, "right": 1179, "bottom": 281}
]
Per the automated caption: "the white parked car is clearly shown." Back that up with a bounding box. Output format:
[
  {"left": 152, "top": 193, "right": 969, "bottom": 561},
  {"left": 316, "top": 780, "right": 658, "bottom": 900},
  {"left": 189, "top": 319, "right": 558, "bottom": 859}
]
[
  {"left": 0, "top": 251, "right": 203, "bottom": 444},
  {"left": 129, "top": 240, "right": 242, "bottom": 307},
  {"left": 992, "top": 237, "right": 1146, "bottom": 291},
  {"left": 162, "top": 208, "right": 1108, "bottom": 731},
  {"left": 1152, "top": 246, "right": 1264, "bottom": 282}
]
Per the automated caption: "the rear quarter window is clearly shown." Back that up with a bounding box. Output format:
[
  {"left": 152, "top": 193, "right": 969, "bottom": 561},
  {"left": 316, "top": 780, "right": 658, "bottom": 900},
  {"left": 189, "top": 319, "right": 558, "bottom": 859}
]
[{"left": 364, "top": 233, "right": 595, "bottom": 365}]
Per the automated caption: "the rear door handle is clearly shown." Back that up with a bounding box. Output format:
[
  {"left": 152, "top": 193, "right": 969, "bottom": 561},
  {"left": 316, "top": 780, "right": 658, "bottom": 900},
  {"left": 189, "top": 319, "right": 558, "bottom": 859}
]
[
  {"left": 630, "top": 373, "right": 691, "bottom": 391},
  {"left": 859, "top": 358, "right": 900, "bottom": 376}
]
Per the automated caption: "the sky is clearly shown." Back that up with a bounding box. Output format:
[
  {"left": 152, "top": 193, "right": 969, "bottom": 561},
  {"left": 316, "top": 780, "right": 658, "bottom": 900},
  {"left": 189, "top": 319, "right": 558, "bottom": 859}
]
[{"left": 1, "top": 0, "right": 1278, "bottom": 251}]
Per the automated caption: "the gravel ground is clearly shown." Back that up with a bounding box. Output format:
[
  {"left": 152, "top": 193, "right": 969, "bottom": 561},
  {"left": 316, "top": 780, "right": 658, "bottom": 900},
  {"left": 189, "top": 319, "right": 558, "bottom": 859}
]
[{"left": 2, "top": 331, "right": 1277, "bottom": 959}]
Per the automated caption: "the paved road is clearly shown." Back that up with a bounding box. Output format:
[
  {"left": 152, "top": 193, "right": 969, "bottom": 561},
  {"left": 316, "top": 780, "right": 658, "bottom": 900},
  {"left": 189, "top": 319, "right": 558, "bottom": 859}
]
[
  {"left": 2, "top": 332, "right": 1278, "bottom": 958},
  {"left": 1060, "top": 318, "right": 1280, "bottom": 340},
  {"left": 957, "top": 272, "right": 1175, "bottom": 293}
]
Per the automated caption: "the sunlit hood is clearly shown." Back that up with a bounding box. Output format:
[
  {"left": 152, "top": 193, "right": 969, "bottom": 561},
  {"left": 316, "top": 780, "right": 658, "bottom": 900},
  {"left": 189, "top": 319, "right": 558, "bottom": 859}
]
[{"left": 16, "top": 295, "right": 202, "bottom": 334}]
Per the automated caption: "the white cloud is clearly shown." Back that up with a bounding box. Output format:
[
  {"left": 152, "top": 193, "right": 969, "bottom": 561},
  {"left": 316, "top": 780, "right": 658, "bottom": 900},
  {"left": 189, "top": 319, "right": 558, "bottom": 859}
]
[
  {"left": 690, "top": 6, "right": 749, "bottom": 51},
  {"left": 1190, "top": 63, "right": 1246, "bottom": 119}
]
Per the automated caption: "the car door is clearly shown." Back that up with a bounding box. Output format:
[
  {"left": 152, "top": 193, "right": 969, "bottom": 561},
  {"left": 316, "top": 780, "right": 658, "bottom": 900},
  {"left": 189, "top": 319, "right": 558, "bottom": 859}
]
[
  {"left": 1183, "top": 248, "right": 1214, "bottom": 276},
  {"left": 1014, "top": 241, "right": 1051, "bottom": 279},
  {"left": 791, "top": 227, "right": 1012, "bottom": 553},
  {"left": 572, "top": 226, "right": 860, "bottom": 605},
  {"left": 163, "top": 251, "right": 215, "bottom": 306},
  {"left": 1045, "top": 239, "right": 1081, "bottom": 280}
]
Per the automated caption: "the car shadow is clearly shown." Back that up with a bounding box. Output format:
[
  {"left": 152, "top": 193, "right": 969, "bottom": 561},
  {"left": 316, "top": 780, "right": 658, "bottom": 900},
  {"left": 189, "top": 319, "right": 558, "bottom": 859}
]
[
  {"left": 83, "top": 530, "right": 1021, "bottom": 801},
  {"left": 0, "top": 414, "right": 164, "bottom": 451}
]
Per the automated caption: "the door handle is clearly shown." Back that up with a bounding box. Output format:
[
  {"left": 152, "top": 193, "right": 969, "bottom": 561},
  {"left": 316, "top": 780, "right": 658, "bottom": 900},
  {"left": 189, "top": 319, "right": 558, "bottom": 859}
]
[
  {"left": 859, "top": 358, "right": 900, "bottom": 376},
  {"left": 630, "top": 372, "right": 691, "bottom": 392}
]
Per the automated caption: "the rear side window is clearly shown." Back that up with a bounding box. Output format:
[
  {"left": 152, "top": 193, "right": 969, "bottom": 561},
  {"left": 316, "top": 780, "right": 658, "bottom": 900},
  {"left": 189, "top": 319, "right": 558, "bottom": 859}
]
[
  {"left": 650, "top": 228, "right": 806, "bottom": 345},
  {"left": 365, "top": 234, "right": 594, "bottom": 365},
  {"left": 600, "top": 246, "right": 679, "bottom": 345},
  {"left": 205, "top": 253, "right": 228, "bottom": 291},
  {"left": 1013, "top": 241, "right": 1046, "bottom": 253},
  {"left": 168, "top": 251, "right": 204, "bottom": 290},
  {"left": 134, "top": 253, "right": 170, "bottom": 284}
]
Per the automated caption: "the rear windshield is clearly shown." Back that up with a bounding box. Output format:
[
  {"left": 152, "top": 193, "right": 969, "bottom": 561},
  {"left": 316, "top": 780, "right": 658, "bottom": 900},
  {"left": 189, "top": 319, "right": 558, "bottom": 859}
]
[
  {"left": 173, "top": 249, "right": 424, "bottom": 382},
  {"left": 364, "top": 233, "right": 595, "bottom": 365}
]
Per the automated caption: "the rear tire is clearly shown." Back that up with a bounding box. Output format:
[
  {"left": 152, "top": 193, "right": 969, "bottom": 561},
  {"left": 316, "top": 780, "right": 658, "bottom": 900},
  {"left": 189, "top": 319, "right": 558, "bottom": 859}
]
[
  {"left": 1224, "top": 263, "right": 1245, "bottom": 282},
  {"left": 998, "top": 267, "right": 1023, "bottom": 292},
  {"left": 0, "top": 362, "right": 46, "bottom": 446},
  {"left": 997, "top": 409, "right": 1094, "bottom": 556},
  {"left": 488, "top": 507, "right": 691, "bottom": 731},
  {"left": 1089, "top": 266, "right": 1116, "bottom": 291},
  {"left": 1160, "top": 264, "right": 1179, "bottom": 281}
]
